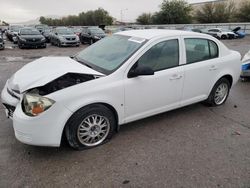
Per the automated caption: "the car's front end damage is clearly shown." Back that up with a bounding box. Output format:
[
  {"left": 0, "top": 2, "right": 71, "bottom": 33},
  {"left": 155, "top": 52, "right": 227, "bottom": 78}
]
[{"left": 1, "top": 56, "right": 103, "bottom": 146}]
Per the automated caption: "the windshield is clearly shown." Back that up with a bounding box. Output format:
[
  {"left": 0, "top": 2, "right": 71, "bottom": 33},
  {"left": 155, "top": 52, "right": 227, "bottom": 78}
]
[
  {"left": 75, "top": 35, "right": 146, "bottom": 74},
  {"left": 56, "top": 28, "right": 74, "bottom": 35},
  {"left": 20, "top": 29, "right": 41, "bottom": 35},
  {"left": 11, "top": 26, "right": 22, "bottom": 32},
  {"left": 73, "top": 28, "right": 82, "bottom": 33},
  {"left": 221, "top": 28, "right": 230, "bottom": 32},
  {"left": 89, "top": 28, "right": 105, "bottom": 34}
]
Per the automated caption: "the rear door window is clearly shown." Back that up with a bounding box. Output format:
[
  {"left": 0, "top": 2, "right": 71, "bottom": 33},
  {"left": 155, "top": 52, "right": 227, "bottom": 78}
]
[{"left": 185, "top": 38, "right": 219, "bottom": 64}]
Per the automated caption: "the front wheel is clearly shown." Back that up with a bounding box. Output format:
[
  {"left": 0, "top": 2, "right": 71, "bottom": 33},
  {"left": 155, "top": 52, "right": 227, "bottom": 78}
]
[
  {"left": 204, "top": 78, "right": 230, "bottom": 106},
  {"left": 89, "top": 38, "right": 93, "bottom": 45},
  {"left": 221, "top": 35, "right": 227, "bottom": 40},
  {"left": 65, "top": 104, "right": 116, "bottom": 150}
]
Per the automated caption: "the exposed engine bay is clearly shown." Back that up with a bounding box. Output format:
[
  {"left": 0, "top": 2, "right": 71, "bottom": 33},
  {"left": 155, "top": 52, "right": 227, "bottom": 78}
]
[{"left": 28, "top": 73, "right": 98, "bottom": 95}]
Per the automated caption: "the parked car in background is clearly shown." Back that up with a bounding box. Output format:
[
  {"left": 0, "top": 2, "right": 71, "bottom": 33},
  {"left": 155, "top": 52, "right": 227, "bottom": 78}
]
[
  {"left": 232, "top": 27, "right": 246, "bottom": 39},
  {"left": 6, "top": 25, "right": 23, "bottom": 41},
  {"left": 0, "top": 35, "right": 4, "bottom": 50},
  {"left": 205, "top": 28, "right": 237, "bottom": 39},
  {"left": 42, "top": 29, "right": 51, "bottom": 43},
  {"left": 1, "top": 30, "right": 241, "bottom": 150},
  {"left": 50, "top": 27, "right": 80, "bottom": 47},
  {"left": 182, "top": 27, "right": 202, "bottom": 33},
  {"left": 35, "top": 24, "right": 49, "bottom": 33},
  {"left": 17, "top": 27, "right": 46, "bottom": 49},
  {"left": 241, "top": 50, "right": 250, "bottom": 80},
  {"left": 0, "top": 29, "right": 3, "bottom": 38},
  {"left": 80, "top": 27, "right": 106, "bottom": 45},
  {"left": 72, "top": 27, "right": 82, "bottom": 36}
]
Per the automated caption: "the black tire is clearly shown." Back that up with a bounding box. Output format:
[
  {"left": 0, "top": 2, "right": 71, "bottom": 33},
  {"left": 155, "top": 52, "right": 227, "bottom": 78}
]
[
  {"left": 57, "top": 40, "right": 61, "bottom": 47},
  {"left": 65, "top": 104, "right": 116, "bottom": 150},
  {"left": 204, "top": 78, "right": 231, "bottom": 107},
  {"left": 18, "top": 42, "right": 23, "bottom": 49},
  {"left": 221, "top": 35, "right": 227, "bottom": 40},
  {"left": 51, "top": 40, "right": 54, "bottom": 46},
  {"left": 89, "top": 38, "right": 93, "bottom": 45}
]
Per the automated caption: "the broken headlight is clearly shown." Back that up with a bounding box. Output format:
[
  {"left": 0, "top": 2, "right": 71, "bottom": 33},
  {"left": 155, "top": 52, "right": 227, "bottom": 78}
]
[{"left": 22, "top": 93, "right": 55, "bottom": 116}]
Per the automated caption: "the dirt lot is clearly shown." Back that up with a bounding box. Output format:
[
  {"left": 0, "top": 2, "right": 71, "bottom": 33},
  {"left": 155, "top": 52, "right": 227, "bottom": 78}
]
[{"left": 0, "top": 36, "right": 250, "bottom": 188}]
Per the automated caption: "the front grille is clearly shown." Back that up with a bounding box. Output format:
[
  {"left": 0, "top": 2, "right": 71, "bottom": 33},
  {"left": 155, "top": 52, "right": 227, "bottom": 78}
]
[
  {"left": 66, "top": 37, "right": 76, "bottom": 41},
  {"left": 3, "top": 103, "right": 16, "bottom": 117},
  {"left": 26, "top": 38, "right": 40, "bottom": 42}
]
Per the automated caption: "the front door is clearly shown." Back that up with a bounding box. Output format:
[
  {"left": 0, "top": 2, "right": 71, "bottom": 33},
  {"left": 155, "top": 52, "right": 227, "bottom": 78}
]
[{"left": 124, "top": 38, "right": 184, "bottom": 123}]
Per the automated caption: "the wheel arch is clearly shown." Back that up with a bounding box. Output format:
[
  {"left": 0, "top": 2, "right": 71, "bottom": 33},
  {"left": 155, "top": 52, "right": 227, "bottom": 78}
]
[
  {"left": 220, "top": 74, "right": 233, "bottom": 87},
  {"left": 61, "top": 102, "right": 120, "bottom": 144},
  {"left": 208, "top": 74, "right": 233, "bottom": 97}
]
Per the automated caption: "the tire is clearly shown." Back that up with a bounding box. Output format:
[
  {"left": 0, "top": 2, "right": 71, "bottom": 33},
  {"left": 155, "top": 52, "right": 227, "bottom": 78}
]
[
  {"left": 51, "top": 39, "right": 54, "bottom": 46},
  {"left": 89, "top": 39, "right": 93, "bottom": 45},
  {"left": 204, "top": 78, "right": 231, "bottom": 107},
  {"left": 18, "top": 42, "right": 23, "bottom": 49},
  {"left": 57, "top": 40, "right": 61, "bottom": 47},
  {"left": 221, "top": 35, "right": 227, "bottom": 40},
  {"left": 65, "top": 104, "right": 116, "bottom": 150}
]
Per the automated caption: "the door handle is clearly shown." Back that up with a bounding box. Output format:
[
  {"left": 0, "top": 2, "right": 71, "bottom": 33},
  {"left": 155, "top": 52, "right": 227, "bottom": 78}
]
[
  {"left": 209, "top": 65, "right": 217, "bottom": 71},
  {"left": 170, "top": 74, "right": 182, "bottom": 80}
]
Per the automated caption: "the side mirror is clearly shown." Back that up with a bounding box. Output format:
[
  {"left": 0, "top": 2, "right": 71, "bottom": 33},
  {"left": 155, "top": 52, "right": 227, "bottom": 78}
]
[{"left": 128, "top": 64, "right": 154, "bottom": 78}]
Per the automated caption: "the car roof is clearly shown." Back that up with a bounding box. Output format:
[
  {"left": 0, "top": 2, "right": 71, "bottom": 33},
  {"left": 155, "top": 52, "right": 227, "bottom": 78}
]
[
  {"left": 116, "top": 29, "right": 207, "bottom": 40},
  {"left": 20, "top": 27, "right": 36, "bottom": 30}
]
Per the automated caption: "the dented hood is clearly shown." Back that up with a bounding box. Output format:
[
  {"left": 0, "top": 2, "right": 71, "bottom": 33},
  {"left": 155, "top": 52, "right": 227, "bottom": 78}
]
[{"left": 8, "top": 57, "right": 103, "bottom": 93}]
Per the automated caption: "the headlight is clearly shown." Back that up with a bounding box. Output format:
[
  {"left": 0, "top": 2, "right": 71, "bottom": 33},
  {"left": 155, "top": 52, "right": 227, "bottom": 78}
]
[
  {"left": 94, "top": 36, "right": 100, "bottom": 39},
  {"left": 41, "top": 37, "right": 46, "bottom": 41},
  {"left": 22, "top": 93, "right": 55, "bottom": 116},
  {"left": 59, "top": 36, "right": 65, "bottom": 41},
  {"left": 19, "top": 37, "right": 26, "bottom": 42}
]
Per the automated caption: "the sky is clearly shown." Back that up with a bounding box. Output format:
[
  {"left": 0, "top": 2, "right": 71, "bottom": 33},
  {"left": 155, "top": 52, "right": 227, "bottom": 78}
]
[{"left": 0, "top": 0, "right": 214, "bottom": 23}]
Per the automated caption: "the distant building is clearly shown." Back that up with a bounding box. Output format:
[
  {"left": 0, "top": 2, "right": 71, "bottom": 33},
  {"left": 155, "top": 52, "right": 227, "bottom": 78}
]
[
  {"left": 191, "top": 0, "right": 227, "bottom": 11},
  {"left": 191, "top": 0, "right": 243, "bottom": 10}
]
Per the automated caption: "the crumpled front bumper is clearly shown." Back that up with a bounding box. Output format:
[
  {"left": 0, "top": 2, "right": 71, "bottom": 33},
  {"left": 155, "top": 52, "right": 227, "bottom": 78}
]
[{"left": 1, "top": 80, "right": 73, "bottom": 147}]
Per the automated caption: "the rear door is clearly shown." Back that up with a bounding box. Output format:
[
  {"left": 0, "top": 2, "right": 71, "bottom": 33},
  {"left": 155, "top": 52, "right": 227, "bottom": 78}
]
[{"left": 181, "top": 37, "right": 220, "bottom": 106}]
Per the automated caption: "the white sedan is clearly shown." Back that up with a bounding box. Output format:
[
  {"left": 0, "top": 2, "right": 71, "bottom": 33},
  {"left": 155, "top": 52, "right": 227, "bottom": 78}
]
[
  {"left": 206, "top": 28, "right": 238, "bottom": 39},
  {"left": 1, "top": 30, "right": 241, "bottom": 150}
]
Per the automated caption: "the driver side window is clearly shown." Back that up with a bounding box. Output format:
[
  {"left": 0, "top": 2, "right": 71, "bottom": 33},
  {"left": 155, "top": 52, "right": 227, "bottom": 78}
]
[{"left": 137, "top": 39, "right": 179, "bottom": 72}]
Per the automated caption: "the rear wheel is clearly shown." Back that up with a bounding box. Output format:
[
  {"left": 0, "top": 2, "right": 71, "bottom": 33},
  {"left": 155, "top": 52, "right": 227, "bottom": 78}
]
[
  {"left": 204, "top": 78, "right": 230, "bottom": 106},
  {"left": 65, "top": 104, "right": 116, "bottom": 150}
]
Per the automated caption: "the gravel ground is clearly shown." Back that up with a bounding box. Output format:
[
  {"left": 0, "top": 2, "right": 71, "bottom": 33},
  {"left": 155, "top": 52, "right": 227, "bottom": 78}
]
[{"left": 0, "top": 35, "right": 250, "bottom": 188}]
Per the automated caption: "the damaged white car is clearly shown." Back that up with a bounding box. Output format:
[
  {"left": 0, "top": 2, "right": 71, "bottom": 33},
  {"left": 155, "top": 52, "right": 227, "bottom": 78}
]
[{"left": 1, "top": 30, "right": 241, "bottom": 150}]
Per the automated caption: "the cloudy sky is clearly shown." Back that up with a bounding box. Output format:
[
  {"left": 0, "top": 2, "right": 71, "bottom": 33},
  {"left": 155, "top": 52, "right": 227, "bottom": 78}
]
[{"left": 0, "top": 0, "right": 213, "bottom": 23}]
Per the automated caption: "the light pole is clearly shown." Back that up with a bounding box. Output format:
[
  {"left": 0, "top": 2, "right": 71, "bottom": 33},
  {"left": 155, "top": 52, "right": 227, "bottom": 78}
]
[{"left": 120, "top": 8, "right": 128, "bottom": 23}]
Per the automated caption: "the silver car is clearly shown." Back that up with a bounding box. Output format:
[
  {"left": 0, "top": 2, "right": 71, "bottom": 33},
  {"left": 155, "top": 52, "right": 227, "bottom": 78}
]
[{"left": 50, "top": 27, "right": 80, "bottom": 47}]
